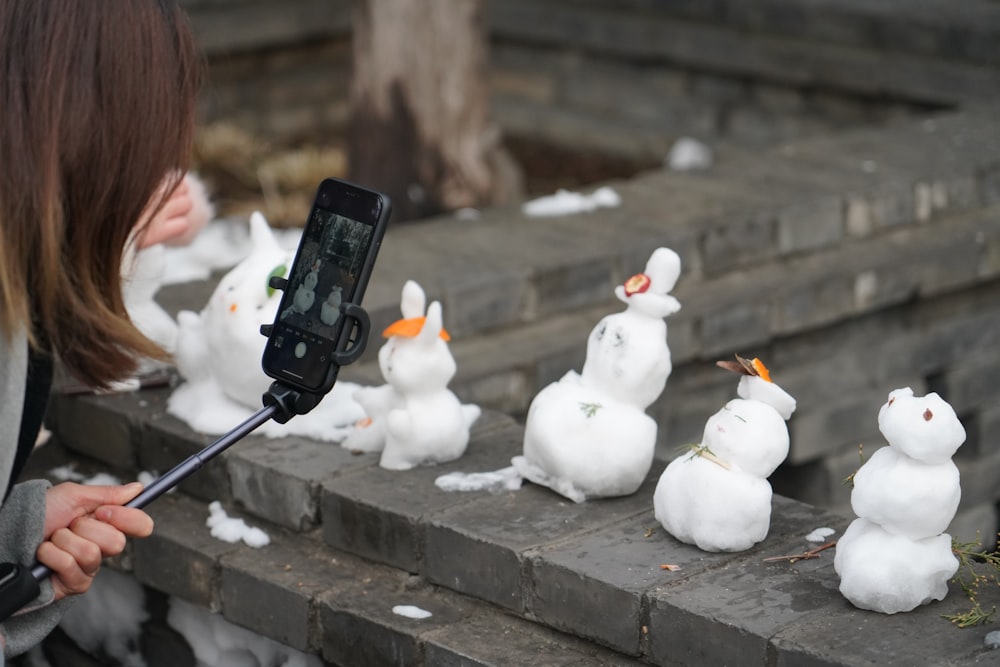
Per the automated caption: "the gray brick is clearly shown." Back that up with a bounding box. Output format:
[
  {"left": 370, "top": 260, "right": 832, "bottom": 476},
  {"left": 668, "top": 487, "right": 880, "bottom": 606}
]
[
  {"left": 697, "top": 300, "right": 772, "bottom": 357},
  {"left": 321, "top": 418, "right": 523, "bottom": 572},
  {"left": 646, "top": 531, "right": 843, "bottom": 666},
  {"left": 46, "top": 389, "right": 154, "bottom": 468},
  {"left": 700, "top": 211, "right": 777, "bottom": 275},
  {"left": 773, "top": 273, "right": 854, "bottom": 335},
  {"left": 788, "top": 387, "right": 890, "bottom": 465},
  {"left": 777, "top": 195, "right": 844, "bottom": 253},
  {"left": 424, "top": 472, "right": 659, "bottom": 613},
  {"left": 317, "top": 567, "right": 476, "bottom": 667},
  {"left": 947, "top": 502, "right": 998, "bottom": 551},
  {"left": 132, "top": 494, "right": 240, "bottom": 611},
  {"left": 956, "top": 452, "right": 1000, "bottom": 507},
  {"left": 439, "top": 265, "right": 531, "bottom": 337},
  {"left": 770, "top": 571, "right": 1000, "bottom": 666},
  {"left": 528, "top": 506, "right": 738, "bottom": 656},
  {"left": 227, "top": 434, "right": 371, "bottom": 531},
  {"left": 423, "top": 607, "right": 647, "bottom": 667},
  {"left": 220, "top": 534, "right": 350, "bottom": 652}
]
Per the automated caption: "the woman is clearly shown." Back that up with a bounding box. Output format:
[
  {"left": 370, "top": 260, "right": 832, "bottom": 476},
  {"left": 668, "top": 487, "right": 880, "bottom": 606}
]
[{"left": 0, "top": 0, "right": 201, "bottom": 658}]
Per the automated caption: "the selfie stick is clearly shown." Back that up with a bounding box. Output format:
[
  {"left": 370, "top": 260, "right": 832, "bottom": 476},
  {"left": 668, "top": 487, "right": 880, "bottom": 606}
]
[{"left": 0, "top": 298, "right": 371, "bottom": 622}]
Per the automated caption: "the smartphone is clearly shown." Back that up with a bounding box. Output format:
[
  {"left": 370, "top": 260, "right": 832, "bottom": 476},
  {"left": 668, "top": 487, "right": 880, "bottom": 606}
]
[{"left": 261, "top": 178, "right": 391, "bottom": 395}]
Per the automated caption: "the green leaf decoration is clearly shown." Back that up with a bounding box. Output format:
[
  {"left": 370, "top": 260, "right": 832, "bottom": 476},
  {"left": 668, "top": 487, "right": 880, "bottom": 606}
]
[
  {"left": 266, "top": 264, "right": 288, "bottom": 298},
  {"left": 579, "top": 402, "right": 602, "bottom": 418}
]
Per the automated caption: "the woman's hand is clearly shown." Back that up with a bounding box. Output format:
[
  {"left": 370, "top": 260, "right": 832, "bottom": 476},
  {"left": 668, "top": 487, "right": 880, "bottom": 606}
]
[
  {"left": 36, "top": 482, "right": 153, "bottom": 600},
  {"left": 137, "top": 175, "right": 199, "bottom": 249}
]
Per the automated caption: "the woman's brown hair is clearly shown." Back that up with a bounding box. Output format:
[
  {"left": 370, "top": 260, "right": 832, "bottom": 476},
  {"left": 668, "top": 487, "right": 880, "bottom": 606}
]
[{"left": 0, "top": 0, "right": 201, "bottom": 387}]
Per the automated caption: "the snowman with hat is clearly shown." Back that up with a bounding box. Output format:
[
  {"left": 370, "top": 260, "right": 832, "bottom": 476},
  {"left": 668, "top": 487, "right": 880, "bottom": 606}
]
[
  {"left": 512, "top": 247, "right": 682, "bottom": 503},
  {"left": 653, "top": 355, "right": 796, "bottom": 552}
]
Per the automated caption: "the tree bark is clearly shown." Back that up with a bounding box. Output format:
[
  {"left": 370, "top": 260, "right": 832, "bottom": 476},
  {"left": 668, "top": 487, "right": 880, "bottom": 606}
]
[{"left": 348, "top": 0, "right": 523, "bottom": 222}]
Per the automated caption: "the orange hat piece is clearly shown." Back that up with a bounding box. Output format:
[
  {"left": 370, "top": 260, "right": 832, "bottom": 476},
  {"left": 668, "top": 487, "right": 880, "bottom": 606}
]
[{"left": 383, "top": 316, "right": 451, "bottom": 341}]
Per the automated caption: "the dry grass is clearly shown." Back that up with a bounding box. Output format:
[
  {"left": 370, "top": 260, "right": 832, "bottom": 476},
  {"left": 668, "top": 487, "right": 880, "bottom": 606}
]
[{"left": 192, "top": 122, "right": 347, "bottom": 228}]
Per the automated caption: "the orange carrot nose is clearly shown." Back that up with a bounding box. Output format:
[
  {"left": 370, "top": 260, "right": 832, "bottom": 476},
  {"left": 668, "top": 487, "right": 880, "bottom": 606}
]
[
  {"left": 751, "top": 357, "right": 772, "bottom": 383},
  {"left": 382, "top": 316, "right": 450, "bottom": 341},
  {"left": 229, "top": 303, "right": 238, "bottom": 313}
]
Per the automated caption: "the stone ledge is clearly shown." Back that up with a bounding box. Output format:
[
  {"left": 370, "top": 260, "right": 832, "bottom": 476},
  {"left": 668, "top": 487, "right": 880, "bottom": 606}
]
[{"left": 35, "top": 397, "right": 1000, "bottom": 665}]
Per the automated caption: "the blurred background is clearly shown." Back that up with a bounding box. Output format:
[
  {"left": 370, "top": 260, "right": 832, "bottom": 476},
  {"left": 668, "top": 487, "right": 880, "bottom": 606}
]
[{"left": 187, "top": 0, "right": 983, "bottom": 225}]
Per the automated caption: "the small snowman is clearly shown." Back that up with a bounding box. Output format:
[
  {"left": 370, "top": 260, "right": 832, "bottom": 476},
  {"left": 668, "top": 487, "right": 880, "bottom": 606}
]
[
  {"left": 512, "top": 247, "right": 682, "bottom": 503},
  {"left": 834, "top": 387, "right": 966, "bottom": 614},
  {"left": 653, "top": 355, "right": 796, "bottom": 552},
  {"left": 341, "top": 280, "right": 481, "bottom": 470},
  {"left": 173, "top": 211, "right": 291, "bottom": 409},
  {"left": 320, "top": 285, "right": 343, "bottom": 326},
  {"left": 284, "top": 261, "right": 319, "bottom": 318}
]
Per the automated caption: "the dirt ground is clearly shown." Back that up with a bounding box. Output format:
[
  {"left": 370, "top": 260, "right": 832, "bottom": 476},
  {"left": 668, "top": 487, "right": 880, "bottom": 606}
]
[{"left": 191, "top": 124, "right": 658, "bottom": 228}]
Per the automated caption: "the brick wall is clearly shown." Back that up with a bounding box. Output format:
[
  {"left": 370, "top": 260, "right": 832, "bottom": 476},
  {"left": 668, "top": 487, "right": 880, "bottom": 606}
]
[{"left": 183, "top": 0, "right": 1000, "bottom": 154}]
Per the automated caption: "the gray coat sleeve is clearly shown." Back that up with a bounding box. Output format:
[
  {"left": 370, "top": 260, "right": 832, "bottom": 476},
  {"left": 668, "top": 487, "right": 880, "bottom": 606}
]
[
  {"left": 0, "top": 480, "right": 72, "bottom": 658},
  {"left": 0, "top": 329, "right": 71, "bottom": 657}
]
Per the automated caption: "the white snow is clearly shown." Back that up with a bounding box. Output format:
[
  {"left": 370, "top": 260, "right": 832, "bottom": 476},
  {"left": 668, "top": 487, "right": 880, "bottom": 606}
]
[
  {"left": 665, "top": 137, "right": 713, "bottom": 171},
  {"left": 521, "top": 186, "right": 620, "bottom": 217},
  {"left": 805, "top": 527, "right": 836, "bottom": 543},
  {"left": 48, "top": 465, "right": 125, "bottom": 487},
  {"left": 168, "top": 597, "right": 322, "bottom": 667},
  {"left": 206, "top": 501, "right": 270, "bottom": 548},
  {"left": 59, "top": 568, "right": 149, "bottom": 667},
  {"left": 391, "top": 605, "right": 433, "bottom": 620},
  {"left": 434, "top": 466, "right": 523, "bottom": 493}
]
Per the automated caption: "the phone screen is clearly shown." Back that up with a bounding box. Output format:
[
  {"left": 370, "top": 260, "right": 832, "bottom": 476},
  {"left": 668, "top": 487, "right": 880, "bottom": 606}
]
[{"left": 262, "top": 180, "right": 387, "bottom": 392}]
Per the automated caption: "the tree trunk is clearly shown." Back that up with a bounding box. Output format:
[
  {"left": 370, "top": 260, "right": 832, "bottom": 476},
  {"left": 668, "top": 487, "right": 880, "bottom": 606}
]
[{"left": 348, "top": 0, "right": 523, "bottom": 222}]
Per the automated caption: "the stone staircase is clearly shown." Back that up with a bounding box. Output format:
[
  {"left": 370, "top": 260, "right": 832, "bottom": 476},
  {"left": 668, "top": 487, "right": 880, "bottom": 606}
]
[
  {"left": 28, "top": 107, "right": 1000, "bottom": 665},
  {"left": 36, "top": 392, "right": 1000, "bottom": 666}
]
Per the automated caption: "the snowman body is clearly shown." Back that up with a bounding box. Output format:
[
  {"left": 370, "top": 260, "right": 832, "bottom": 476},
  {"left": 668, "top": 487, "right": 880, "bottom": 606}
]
[
  {"left": 654, "top": 375, "right": 795, "bottom": 552},
  {"left": 175, "top": 212, "right": 291, "bottom": 409},
  {"left": 834, "top": 387, "right": 965, "bottom": 614},
  {"left": 342, "top": 280, "right": 480, "bottom": 470},
  {"left": 519, "top": 372, "right": 658, "bottom": 502},
  {"left": 514, "top": 247, "right": 681, "bottom": 502},
  {"left": 320, "top": 285, "right": 343, "bottom": 326}
]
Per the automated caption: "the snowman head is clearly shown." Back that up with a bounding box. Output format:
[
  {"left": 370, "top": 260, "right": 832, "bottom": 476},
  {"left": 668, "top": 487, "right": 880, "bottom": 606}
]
[
  {"left": 581, "top": 311, "right": 671, "bottom": 409},
  {"left": 614, "top": 247, "right": 682, "bottom": 319},
  {"left": 702, "top": 398, "right": 790, "bottom": 478},
  {"left": 327, "top": 285, "right": 342, "bottom": 304},
  {"left": 877, "top": 387, "right": 966, "bottom": 464},
  {"left": 717, "top": 355, "right": 796, "bottom": 420},
  {"left": 377, "top": 280, "right": 456, "bottom": 395},
  {"left": 304, "top": 266, "right": 319, "bottom": 290}
]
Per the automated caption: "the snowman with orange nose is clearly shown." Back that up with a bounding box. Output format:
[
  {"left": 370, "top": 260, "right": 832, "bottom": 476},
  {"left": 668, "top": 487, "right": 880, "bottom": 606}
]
[
  {"left": 513, "top": 247, "right": 682, "bottom": 502},
  {"left": 342, "top": 280, "right": 481, "bottom": 469},
  {"left": 653, "top": 355, "right": 796, "bottom": 552}
]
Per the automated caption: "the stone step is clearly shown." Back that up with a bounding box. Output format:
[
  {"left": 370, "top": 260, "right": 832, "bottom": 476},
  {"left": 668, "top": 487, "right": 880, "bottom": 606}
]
[{"left": 39, "top": 395, "right": 1000, "bottom": 665}]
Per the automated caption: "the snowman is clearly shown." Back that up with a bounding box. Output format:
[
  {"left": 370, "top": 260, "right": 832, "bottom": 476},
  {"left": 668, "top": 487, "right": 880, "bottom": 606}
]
[
  {"left": 512, "top": 247, "right": 682, "bottom": 503},
  {"left": 834, "top": 387, "right": 966, "bottom": 614},
  {"left": 168, "top": 212, "right": 366, "bottom": 440},
  {"left": 341, "top": 280, "right": 481, "bottom": 470},
  {"left": 172, "top": 211, "right": 292, "bottom": 409},
  {"left": 320, "top": 284, "right": 343, "bottom": 326},
  {"left": 283, "top": 261, "right": 319, "bottom": 319},
  {"left": 653, "top": 355, "right": 796, "bottom": 551}
]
